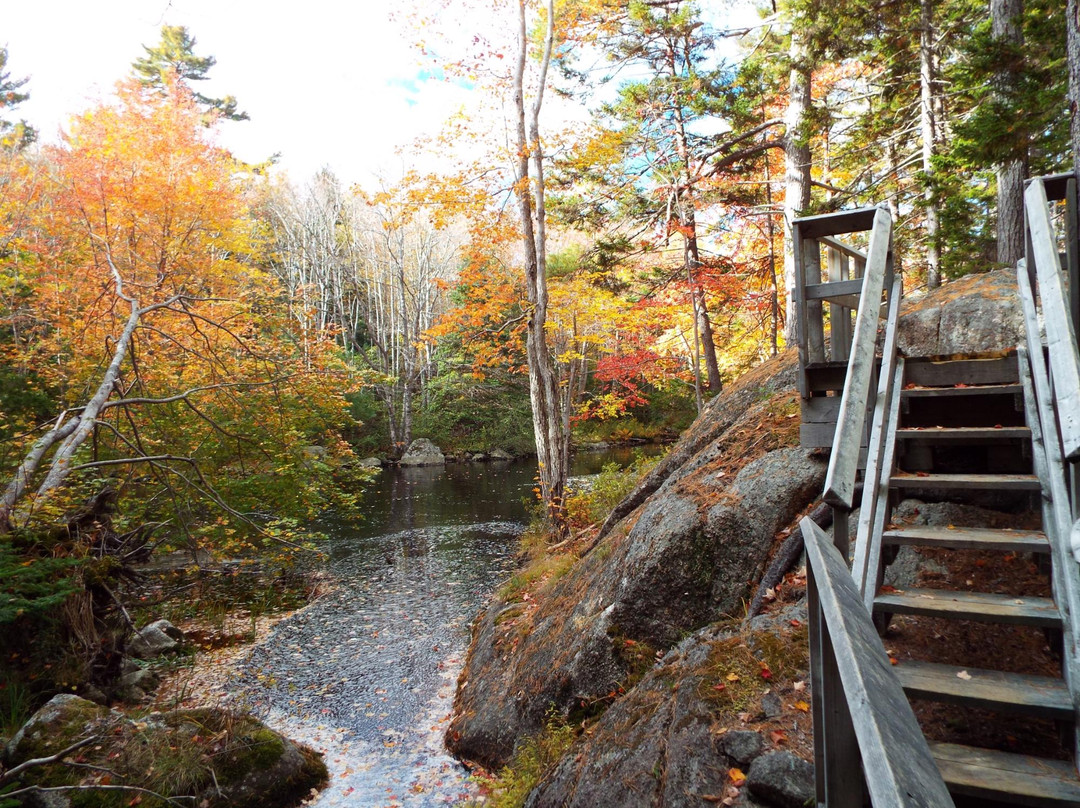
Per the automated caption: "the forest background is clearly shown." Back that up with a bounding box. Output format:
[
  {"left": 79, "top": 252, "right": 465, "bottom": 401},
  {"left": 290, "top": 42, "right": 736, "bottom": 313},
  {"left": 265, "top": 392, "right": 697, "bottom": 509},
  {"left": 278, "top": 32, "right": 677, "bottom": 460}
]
[{"left": 0, "top": 0, "right": 1077, "bottom": 709}]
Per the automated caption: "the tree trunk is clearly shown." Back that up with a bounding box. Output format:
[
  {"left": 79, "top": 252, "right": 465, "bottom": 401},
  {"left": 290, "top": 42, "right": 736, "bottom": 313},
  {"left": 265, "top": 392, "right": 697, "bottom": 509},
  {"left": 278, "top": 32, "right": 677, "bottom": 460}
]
[
  {"left": 992, "top": 0, "right": 1025, "bottom": 267},
  {"left": 920, "top": 0, "right": 942, "bottom": 288},
  {"left": 514, "top": 0, "right": 568, "bottom": 538},
  {"left": 783, "top": 29, "right": 812, "bottom": 344},
  {"left": 1068, "top": 0, "right": 1080, "bottom": 171}
]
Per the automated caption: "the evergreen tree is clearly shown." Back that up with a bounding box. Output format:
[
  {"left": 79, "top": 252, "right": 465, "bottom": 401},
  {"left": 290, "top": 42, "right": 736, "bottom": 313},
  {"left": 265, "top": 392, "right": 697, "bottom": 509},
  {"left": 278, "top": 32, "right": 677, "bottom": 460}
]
[
  {"left": 132, "top": 25, "right": 248, "bottom": 121},
  {"left": 0, "top": 47, "right": 35, "bottom": 150}
]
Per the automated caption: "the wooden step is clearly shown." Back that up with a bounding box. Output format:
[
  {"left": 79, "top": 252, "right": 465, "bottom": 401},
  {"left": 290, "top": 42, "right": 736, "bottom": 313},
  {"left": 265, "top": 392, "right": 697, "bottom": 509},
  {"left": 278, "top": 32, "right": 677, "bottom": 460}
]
[
  {"left": 895, "top": 660, "right": 1071, "bottom": 719},
  {"left": 904, "top": 355, "right": 1019, "bottom": 387},
  {"left": 901, "top": 383, "right": 1023, "bottom": 399},
  {"left": 930, "top": 742, "right": 1080, "bottom": 807},
  {"left": 896, "top": 426, "right": 1031, "bottom": 441},
  {"left": 873, "top": 589, "right": 1062, "bottom": 627},
  {"left": 891, "top": 472, "right": 1042, "bottom": 491},
  {"left": 882, "top": 526, "right": 1049, "bottom": 553}
]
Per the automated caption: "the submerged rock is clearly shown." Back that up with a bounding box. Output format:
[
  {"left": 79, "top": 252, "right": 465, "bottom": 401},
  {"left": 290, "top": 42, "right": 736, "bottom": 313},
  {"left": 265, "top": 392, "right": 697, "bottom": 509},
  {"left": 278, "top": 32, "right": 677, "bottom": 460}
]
[
  {"left": 4, "top": 696, "right": 327, "bottom": 808},
  {"left": 399, "top": 438, "right": 445, "bottom": 467}
]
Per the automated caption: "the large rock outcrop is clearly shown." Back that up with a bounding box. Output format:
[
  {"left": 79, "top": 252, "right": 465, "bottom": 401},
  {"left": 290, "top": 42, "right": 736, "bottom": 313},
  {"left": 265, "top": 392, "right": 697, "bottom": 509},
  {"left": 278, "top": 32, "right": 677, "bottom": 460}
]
[
  {"left": 447, "top": 351, "right": 826, "bottom": 769},
  {"left": 897, "top": 268, "right": 1024, "bottom": 358},
  {"left": 526, "top": 607, "right": 812, "bottom": 808}
]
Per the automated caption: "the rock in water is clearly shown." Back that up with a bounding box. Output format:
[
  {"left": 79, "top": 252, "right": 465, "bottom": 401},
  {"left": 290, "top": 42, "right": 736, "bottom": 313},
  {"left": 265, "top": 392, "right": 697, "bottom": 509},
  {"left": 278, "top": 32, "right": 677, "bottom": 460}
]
[{"left": 399, "top": 438, "right": 445, "bottom": 467}]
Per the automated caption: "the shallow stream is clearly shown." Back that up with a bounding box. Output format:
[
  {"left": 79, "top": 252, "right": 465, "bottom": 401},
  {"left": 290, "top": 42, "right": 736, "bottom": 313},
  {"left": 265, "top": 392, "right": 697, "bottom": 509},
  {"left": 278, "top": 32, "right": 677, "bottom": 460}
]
[{"left": 226, "top": 448, "right": 655, "bottom": 807}]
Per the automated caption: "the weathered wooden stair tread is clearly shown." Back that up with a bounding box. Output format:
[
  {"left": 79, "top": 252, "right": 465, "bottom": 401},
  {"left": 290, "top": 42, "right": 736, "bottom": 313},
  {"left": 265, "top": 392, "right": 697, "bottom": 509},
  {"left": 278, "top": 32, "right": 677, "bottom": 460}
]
[
  {"left": 874, "top": 589, "right": 1062, "bottom": 627},
  {"left": 895, "top": 660, "right": 1071, "bottom": 719},
  {"left": 882, "top": 525, "right": 1049, "bottom": 553},
  {"left": 900, "top": 383, "right": 1023, "bottom": 398},
  {"left": 930, "top": 742, "right": 1080, "bottom": 807},
  {"left": 891, "top": 472, "right": 1041, "bottom": 491},
  {"left": 896, "top": 426, "right": 1031, "bottom": 440}
]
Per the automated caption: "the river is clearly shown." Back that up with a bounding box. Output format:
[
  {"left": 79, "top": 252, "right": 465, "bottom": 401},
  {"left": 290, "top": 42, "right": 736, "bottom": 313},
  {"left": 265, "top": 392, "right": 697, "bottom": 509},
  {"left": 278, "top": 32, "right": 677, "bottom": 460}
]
[{"left": 227, "top": 447, "right": 656, "bottom": 807}]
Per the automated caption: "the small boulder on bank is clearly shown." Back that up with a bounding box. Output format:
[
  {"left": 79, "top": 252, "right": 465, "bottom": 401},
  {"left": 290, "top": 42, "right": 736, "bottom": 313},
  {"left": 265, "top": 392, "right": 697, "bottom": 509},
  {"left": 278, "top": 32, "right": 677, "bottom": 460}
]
[
  {"left": 358, "top": 456, "right": 383, "bottom": 469},
  {"left": 399, "top": 438, "right": 445, "bottom": 467},
  {"left": 4, "top": 695, "right": 327, "bottom": 808},
  {"left": 128, "top": 619, "right": 184, "bottom": 659},
  {"left": 488, "top": 448, "right": 513, "bottom": 462}
]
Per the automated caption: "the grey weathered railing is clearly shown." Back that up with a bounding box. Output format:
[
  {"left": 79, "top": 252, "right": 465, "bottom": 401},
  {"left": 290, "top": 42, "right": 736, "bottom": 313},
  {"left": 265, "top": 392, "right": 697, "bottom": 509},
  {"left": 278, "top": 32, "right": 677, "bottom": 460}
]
[
  {"left": 821, "top": 206, "right": 894, "bottom": 513},
  {"left": 1025, "top": 178, "right": 1080, "bottom": 461},
  {"left": 803, "top": 516, "right": 955, "bottom": 807},
  {"left": 795, "top": 206, "right": 894, "bottom": 452},
  {"left": 1018, "top": 172, "right": 1080, "bottom": 760}
]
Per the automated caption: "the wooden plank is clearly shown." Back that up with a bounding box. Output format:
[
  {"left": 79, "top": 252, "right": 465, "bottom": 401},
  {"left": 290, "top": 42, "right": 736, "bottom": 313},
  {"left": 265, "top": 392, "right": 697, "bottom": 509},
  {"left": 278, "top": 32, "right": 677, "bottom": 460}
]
[
  {"left": 882, "top": 526, "right": 1049, "bottom": 553},
  {"left": 805, "top": 362, "right": 851, "bottom": 392},
  {"left": 802, "top": 517, "right": 956, "bottom": 808},
  {"left": 1026, "top": 179, "right": 1080, "bottom": 460},
  {"left": 851, "top": 321, "right": 904, "bottom": 603},
  {"left": 895, "top": 660, "right": 1071, "bottom": 719},
  {"left": 901, "top": 383, "right": 1023, "bottom": 399},
  {"left": 801, "top": 422, "right": 838, "bottom": 448},
  {"left": 890, "top": 472, "right": 1041, "bottom": 491},
  {"left": 794, "top": 220, "right": 810, "bottom": 399},
  {"left": 805, "top": 237, "right": 826, "bottom": 366},
  {"left": 930, "top": 742, "right": 1080, "bottom": 807},
  {"left": 904, "top": 355, "right": 1019, "bottom": 387},
  {"left": 793, "top": 206, "right": 879, "bottom": 239},
  {"left": 1067, "top": 178, "right": 1079, "bottom": 342},
  {"left": 820, "top": 234, "right": 867, "bottom": 261},
  {"left": 827, "top": 248, "right": 850, "bottom": 362},
  {"left": 896, "top": 426, "right": 1031, "bottom": 440},
  {"left": 1032, "top": 171, "right": 1075, "bottom": 202},
  {"left": 873, "top": 588, "right": 1062, "bottom": 627},
  {"left": 806, "top": 278, "right": 864, "bottom": 300},
  {"left": 823, "top": 207, "right": 892, "bottom": 510},
  {"left": 802, "top": 396, "right": 843, "bottom": 422}
]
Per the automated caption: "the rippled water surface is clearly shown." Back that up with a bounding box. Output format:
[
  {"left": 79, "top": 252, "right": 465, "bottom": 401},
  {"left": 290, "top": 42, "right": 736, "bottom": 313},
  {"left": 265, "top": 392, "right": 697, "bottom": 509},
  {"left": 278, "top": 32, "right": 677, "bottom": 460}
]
[{"left": 229, "top": 449, "right": 655, "bottom": 807}]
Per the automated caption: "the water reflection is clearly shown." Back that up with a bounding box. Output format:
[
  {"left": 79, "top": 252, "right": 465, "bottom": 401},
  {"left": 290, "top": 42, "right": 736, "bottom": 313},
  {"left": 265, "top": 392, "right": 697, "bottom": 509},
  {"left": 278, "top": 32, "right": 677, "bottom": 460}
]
[{"left": 231, "top": 447, "right": 661, "bottom": 807}]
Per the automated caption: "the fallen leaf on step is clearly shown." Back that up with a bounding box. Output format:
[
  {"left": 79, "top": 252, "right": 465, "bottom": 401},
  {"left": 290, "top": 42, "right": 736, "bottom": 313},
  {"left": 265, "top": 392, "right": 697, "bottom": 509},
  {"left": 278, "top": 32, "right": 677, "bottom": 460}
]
[
  {"left": 956, "top": 670, "right": 972, "bottom": 680},
  {"left": 728, "top": 768, "right": 746, "bottom": 786},
  {"left": 794, "top": 700, "right": 810, "bottom": 712}
]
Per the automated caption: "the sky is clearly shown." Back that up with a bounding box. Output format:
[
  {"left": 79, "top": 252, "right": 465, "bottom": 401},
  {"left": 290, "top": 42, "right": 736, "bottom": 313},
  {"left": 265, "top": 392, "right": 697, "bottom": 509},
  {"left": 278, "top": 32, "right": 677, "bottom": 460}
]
[
  {"left": 4, "top": 0, "right": 480, "bottom": 187},
  {"left": 4, "top": 0, "right": 760, "bottom": 190}
]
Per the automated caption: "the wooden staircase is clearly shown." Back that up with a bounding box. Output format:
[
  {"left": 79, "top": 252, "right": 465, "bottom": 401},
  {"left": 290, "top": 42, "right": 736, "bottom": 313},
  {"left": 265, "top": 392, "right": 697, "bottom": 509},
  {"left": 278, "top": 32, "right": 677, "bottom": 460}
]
[
  {"left": 797, "top": 174, "right": 1080, "bottom": 806},
  {"left": 867, "top": 354, "right": 1080, "bottom": 806}
]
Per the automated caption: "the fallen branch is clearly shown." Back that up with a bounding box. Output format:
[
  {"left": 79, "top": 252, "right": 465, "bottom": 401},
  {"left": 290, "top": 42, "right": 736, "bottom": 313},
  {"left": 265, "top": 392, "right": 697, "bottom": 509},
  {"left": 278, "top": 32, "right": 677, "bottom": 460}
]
[{"left": 746, "top": 499, "right": 844, "bottom": 620}]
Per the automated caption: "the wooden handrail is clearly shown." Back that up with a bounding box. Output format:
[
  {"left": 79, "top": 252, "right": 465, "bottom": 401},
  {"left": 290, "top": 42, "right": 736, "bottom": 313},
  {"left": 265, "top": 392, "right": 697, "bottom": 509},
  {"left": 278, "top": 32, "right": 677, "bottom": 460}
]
[
  {"left": 1025, "top": 180, "right": 1080, "bottom": 460},
  {"left": 803, "top": 516, "right": 956, "bottom": 808},
  {"left": 820, "top": 235, "right": 868, "bottom": 262},
  {"left": 823, "top": 207, "right": 893, "bottom": 509}
]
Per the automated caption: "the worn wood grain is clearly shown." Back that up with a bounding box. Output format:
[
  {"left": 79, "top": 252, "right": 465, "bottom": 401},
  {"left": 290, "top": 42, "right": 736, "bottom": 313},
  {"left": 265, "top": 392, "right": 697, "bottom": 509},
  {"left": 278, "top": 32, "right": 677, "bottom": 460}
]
[
  {"left": 896, "top": 660, "right": 1071, "bottom": 718},
  {"left": 903, "top": 356, "right": 1019, "bottom": 387},
  {"left": 802, "top": 517, "right": 955, "bottom": 808},
  {"left": 882, "top": 525, "right": 1048, "bottom": 553},
  {"left": 873, "top": 588, "right": 1061, "bottom": 627},
  {"left": 889, "top": 472, "right": 1041, "bottom": 491},
  {"left": 1026, "top": 179, "right": 1080, "bottom": 459},
  {"left": 930, "top": 742, "right": 1080, "bottom": 806},
  {"left": 823, "top": 207, "right": 892, "bottom": 509}
]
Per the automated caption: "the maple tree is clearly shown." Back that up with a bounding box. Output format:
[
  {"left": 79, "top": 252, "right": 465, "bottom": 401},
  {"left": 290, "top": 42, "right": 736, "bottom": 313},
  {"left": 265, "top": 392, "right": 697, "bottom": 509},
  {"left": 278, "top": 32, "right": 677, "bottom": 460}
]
[{"left": 0, "top": 78, "right": 358, "bottom": 544}]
